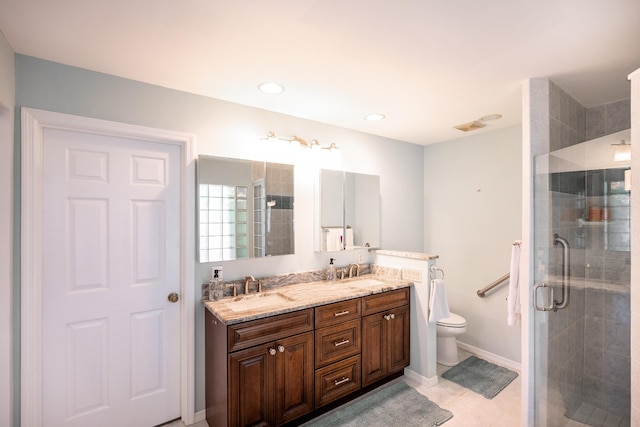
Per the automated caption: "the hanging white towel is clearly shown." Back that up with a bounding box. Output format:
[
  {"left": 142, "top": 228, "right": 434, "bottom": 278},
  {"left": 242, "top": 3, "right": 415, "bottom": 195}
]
[
  {"left": 428, "top": 279, "right": 450, "bottom": 323},
  {"left": 324, "top": 228, "right": 343, "bottom": 251},
  {"left": 344, "top": 228, "right": 354, "bottom": 248},
  {"left": 507, "top": 242, "right": 521, "bottom": 326}
]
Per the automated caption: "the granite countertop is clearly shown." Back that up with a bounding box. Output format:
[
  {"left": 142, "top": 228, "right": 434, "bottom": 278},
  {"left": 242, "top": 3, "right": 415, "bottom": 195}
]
[{"left": 203, "top": 274, "right": 413, "bottom": 325}]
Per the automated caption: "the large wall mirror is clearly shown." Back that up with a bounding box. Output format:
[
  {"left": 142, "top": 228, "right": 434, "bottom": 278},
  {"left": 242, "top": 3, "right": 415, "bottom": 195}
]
[
  {"left": 198, "top": 156, "right": 294, "bottom": 262},
  {"left": 318, "top": 169, "right": 380, "bottom": 252}
]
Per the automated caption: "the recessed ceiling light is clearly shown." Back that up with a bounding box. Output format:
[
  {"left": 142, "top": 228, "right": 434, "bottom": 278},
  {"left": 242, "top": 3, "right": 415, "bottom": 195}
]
[
  {"left": 365, "top": 113, "right": 385, "bottom": 121},
  {"left": 479, "top": 113, "right": 502, "bottom": 122},
  {"left": 258, "top": 82, "right": 285, "bottom": 94}
]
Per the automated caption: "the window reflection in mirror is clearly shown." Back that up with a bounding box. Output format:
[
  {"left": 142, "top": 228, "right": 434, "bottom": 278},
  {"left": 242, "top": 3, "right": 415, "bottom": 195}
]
[
  {"left": 198, "top": 156, "right": 294, "bottom": 262},
  {"left": 319, "top": 169, "right": 380, "bottom": 252}
]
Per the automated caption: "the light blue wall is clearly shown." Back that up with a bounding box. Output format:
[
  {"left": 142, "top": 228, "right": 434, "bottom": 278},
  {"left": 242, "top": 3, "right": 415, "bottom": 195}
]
[
  {"left": 424, "top": 125, "right": 523, "bottom": 364},
  {"left": 14, "top": 54, "right": 425, "bottom": 413}
]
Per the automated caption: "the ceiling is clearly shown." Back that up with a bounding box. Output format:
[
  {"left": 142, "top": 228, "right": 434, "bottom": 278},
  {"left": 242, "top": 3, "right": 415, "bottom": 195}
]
[{"left": 1, "top": 0, "right": 639, "bottom": 146}]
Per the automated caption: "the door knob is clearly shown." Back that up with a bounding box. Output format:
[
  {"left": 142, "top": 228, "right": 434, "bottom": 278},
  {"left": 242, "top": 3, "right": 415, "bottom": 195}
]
[{"left": 167, "top": 292, "right": 179, "bottom": 303}]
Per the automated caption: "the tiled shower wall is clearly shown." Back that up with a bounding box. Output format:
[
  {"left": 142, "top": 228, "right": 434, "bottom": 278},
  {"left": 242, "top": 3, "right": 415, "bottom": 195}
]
[
  {"left": 547, "top": 82, "right": 631, "bottom": 421},
  {"left": 265, "top": 163, "right": 294, "bottom": 256}
]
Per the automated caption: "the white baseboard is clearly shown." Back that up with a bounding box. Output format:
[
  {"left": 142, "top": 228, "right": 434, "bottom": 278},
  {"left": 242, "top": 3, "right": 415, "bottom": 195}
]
[
  {"left": 403, "top": 367, "right": 439, "bottom": 388},
  {"left": 193, "top": 409, "right": 207, "bottom": 425},
  {"left": 457, "top": 341, "right": 521, "bottom": 372}
]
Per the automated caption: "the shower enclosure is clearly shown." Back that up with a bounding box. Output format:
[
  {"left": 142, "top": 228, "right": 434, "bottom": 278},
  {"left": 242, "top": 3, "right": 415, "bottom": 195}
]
[{"left": 532, "top": 129, "right": 631, "bottom": 426}]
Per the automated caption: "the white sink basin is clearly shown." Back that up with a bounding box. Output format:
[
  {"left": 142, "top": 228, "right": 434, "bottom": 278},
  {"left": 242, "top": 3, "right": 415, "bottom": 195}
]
[
  {"left": 224, "top": 292, "right": 295, "bottom": 313},
  {"left": 347, "top": 278, "right": 385, "bottom": 288}
]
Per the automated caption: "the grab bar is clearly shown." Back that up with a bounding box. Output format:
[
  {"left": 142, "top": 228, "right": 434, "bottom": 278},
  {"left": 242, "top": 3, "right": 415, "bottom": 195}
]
[
  {"left": 477, "top": 273, "right": 510, "bottom": 298},
  {"left": 553, "top": 234, "right": 570, "bottom": 311}
]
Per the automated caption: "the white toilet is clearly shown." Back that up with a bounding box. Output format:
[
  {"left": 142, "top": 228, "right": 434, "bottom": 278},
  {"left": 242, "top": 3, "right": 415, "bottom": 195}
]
[{"left": 436, "top": 312, "right": 467, "bottom": 366}]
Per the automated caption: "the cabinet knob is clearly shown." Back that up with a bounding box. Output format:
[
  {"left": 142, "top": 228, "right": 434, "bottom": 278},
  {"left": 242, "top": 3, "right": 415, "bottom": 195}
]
[
  {"left": 390, "top": 313, "right": 395, "bottom": 320},
  {"left": 278, "top": 345, "right": 285, "bottom": 353},
  {"left": 269, "top": 348, "right": 276, "bottom": 356},
  {"left": 384, "top": 314, "right": 390, "bottom": 321}
]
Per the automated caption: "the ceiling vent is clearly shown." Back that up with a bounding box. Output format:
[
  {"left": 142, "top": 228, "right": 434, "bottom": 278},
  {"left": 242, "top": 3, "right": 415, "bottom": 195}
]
[{"left": 454, "top": 120, "right": 486, "bottom": 132}]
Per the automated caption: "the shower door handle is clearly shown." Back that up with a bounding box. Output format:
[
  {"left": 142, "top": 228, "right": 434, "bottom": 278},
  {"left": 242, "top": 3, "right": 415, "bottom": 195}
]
[
  {"left": 553, "top": 234, "right": 570, "bottom": 311},
  {"left": 533, "top": 283, "right": 554, "bottom": 311}
]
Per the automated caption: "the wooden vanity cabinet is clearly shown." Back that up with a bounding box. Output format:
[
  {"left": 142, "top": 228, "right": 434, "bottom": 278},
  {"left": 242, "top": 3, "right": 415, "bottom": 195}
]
[
  {"left": 205, "top": 286, "right": 411, "bottom": 426},
  {"left": 361, "top": 288, "right": 410, "bottom": 387},
  {"left": 206, "top": 309, "right": 314, "bottom": 427},
  {"left": 314, "top": 300, "right": 362, "bottom": 407}
]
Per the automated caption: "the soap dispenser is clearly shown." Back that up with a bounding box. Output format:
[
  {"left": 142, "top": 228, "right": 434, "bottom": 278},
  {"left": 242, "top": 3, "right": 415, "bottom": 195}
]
[{"left": 327, "top": 258, "right": 336, "bottom": 281}]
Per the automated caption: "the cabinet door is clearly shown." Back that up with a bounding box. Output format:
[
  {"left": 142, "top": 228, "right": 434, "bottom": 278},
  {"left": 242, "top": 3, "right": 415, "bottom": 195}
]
[
  {"left": 387, "top": 305, "right": 410, "bottom": 374},
  {"left": 229, "top": 343, "right": 275, "bottom": 427},
  {"left": 361, "top": 312, "right": 387, "bottom": 387},
  {"left": 362, "top": 305, "right": 410, "bottom": 387},
  {"left": 274, "top": 332, "right": 315, "bottom": 425}
]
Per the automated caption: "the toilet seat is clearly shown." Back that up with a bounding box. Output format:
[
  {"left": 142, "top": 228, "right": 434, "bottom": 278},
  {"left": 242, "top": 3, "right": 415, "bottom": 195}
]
[{"left": 436, "top": 312, "right": 467, "bottom": 328}]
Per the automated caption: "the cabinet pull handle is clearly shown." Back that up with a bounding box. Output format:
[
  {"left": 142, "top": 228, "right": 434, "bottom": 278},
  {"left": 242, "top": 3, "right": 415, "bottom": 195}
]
[
  {"left": 334, "top": 310, "right": 350, "bottom": 317},
  {"left": 334, "top": 339, "right": 350, "bottom": 347},
  {"left": 269, "top": 348, "right": 276, "bottom": 356},
  {"left": 334, "top": 377, "right": 350, "bottom": 386},
  {"left": 278, "top": 345, "right": 285, "bottom": 353}
]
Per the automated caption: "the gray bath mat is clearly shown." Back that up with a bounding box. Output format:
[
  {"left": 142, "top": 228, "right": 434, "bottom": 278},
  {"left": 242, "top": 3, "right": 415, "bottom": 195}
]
[
  {"left": 304, "top": 379, "right": 453, "bottom": 426},
  {"left": 441, "top": 356, "right": 518, "bottom": 399}
]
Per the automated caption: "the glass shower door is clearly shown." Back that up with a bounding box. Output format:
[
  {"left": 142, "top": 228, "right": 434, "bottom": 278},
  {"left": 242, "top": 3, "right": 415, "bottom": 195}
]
[{"left": 532, "top": 132, "right": 631, "bottom": 426}]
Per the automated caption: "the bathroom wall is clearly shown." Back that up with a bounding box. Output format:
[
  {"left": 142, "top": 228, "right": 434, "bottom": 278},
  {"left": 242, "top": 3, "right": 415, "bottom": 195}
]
[
  {"left": 0, "top": 29, "right": 14, "bottom": 427},
  {"left": 423, "top": 125, "right": 522, "bottom": 365},
  {"left": 13, "top": 54, "right": 425, "bottom": 413}
]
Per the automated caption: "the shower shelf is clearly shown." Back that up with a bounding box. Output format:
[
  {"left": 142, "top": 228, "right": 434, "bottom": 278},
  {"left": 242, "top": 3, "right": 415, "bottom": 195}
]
[{"left": 578, "top": 219, "right": 608, "bottom": 226}]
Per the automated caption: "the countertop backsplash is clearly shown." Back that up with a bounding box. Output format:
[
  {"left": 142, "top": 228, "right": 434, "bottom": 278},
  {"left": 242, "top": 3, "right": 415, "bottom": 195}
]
[{"left": 201, "top": 263, "right": 407, "bottom": 299}]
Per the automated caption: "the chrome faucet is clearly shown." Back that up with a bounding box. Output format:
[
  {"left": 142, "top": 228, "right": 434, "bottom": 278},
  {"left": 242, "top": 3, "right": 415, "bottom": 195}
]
[
  {"left": 244, "top": 275, "right": 256, "bottom": 294},
  {"left": 348, "top": 264, "right": 360, "bottom": 278}
]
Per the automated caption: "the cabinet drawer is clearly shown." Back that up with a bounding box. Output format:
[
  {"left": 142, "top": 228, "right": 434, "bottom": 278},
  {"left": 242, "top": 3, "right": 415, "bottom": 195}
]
[
  {"left": 227, "top": 309, "right": 314, "bottom": 352},
  {"left": 315, "top": 298, "right": 362, "bottom": 328},
  {"left": 315, "top": 355, "right": 361, "bottom": 407},
  {"left": 315, "top": 319, "right": 361, "bottom": 368},
  {"left": 362, "top": 287, "right": 410, "bottom": 316}
]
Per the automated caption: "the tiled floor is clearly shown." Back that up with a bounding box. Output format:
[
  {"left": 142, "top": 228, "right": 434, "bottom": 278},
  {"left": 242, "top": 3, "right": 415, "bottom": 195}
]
[
  {"left": 174, "top": 349, "right": 522, "bottom": 427},
  {"left": 563, "top": 402, "right": 630, "bottom": 427},
  {"left": 405, "top": 349, "right": 522, "bottom": 427}
]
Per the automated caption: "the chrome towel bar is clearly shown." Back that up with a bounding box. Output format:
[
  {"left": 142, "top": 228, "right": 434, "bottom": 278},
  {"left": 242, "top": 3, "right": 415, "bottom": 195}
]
[{"left": 429, "top": 265, "right": 444, "bottom": 280}]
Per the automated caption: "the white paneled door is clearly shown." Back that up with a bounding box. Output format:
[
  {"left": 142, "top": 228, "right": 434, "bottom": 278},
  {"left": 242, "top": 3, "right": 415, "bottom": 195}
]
[{"left": 41, "top": 128, "right": 181, "bottom": 427}]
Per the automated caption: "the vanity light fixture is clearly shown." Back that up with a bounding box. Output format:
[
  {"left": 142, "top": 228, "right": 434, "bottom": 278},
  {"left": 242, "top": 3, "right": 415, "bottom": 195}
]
[
  {"left": 260, "top": 131, "right": 288, "bottom": 142},
  {"left": 613, "top": 139, "right": 631, "bottom": 162},
  {"left": 322, "top": 142, "right": 340, "bottom": 151},
  {"left": 365, "top": 113, "right": 386, "bottom": 121},
  {"left": 261, "top": 132, "right": 339, "bottom": 151},
  {"left": 258, "top": 82, "right": 285, "bottom": 94}
]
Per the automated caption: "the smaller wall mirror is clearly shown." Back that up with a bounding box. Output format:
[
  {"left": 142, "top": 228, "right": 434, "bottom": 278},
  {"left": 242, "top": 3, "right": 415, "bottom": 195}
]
[
  {"left": 198, "top": 156, "right": 294, "bottom": 262},
  {"left": 318, "top": 169, "right": 380, "bottom": 251}
]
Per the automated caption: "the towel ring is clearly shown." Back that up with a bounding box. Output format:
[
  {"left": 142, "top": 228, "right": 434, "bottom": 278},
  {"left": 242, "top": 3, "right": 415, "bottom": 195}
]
[{"left": 429, "top": 265, "right": 444, "bottom": 280}]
